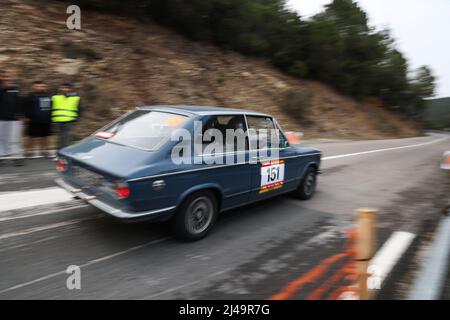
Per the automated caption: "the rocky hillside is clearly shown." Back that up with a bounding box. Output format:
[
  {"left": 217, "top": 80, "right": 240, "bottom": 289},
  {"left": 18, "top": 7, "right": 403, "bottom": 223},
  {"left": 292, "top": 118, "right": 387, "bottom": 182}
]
[{"left": 0, "top": 0, "right": 422, "bottom": 139}]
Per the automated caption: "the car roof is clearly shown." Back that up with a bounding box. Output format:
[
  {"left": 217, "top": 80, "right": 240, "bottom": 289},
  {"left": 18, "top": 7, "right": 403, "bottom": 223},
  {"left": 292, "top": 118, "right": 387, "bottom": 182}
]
[{"left": 138, "top": 105, "right": 271, "bottom": 117}]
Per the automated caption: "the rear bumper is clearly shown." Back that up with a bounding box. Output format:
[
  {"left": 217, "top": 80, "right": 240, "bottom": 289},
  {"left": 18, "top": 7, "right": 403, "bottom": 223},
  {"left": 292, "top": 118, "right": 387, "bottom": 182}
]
[{"left": 55, "top": 178, "right": 175, "bottom": 221}]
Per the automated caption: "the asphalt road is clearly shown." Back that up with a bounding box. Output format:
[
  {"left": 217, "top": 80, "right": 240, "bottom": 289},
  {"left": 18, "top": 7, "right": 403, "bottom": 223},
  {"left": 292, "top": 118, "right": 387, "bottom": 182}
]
[{"left": 0, "top": 134, "right": 449, "bottom": 299}]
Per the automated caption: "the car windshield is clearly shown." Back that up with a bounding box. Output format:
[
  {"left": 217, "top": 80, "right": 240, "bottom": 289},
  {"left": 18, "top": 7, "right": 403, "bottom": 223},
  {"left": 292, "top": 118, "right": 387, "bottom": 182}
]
[{"left": 96, "top": 110, "right": 188, "bottom": 151}]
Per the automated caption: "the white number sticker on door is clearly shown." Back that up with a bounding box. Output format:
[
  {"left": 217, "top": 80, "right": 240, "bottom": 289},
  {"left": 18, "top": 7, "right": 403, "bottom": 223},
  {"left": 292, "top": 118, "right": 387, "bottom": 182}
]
[{"left": 260, "top": 160, "right": 285, "bottom": 193}]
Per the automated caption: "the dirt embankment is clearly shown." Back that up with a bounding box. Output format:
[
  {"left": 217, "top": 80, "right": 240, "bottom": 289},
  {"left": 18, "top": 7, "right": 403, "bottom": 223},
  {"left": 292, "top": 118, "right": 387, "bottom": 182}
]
[{"left": 0, "top": 0, "right": 423, "bottom": 139}]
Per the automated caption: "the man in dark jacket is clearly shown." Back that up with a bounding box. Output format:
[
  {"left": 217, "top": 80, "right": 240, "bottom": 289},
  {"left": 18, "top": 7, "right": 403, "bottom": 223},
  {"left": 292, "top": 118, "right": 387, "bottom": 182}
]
[
  {"left": 24, "top": 81, "right": 52, "bottom": 157},
  {"left": 0, "top": 70, "right": 24, "bottom": 165}
]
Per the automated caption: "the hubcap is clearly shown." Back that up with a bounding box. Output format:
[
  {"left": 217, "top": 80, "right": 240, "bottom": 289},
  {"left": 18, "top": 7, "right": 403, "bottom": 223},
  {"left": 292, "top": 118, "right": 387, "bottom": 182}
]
[
  {"left": 304, "top": 172, "right": 316, "bottom": 196},
  {"left": 186, "top": 196, "right": 213, "bottom": 235}
]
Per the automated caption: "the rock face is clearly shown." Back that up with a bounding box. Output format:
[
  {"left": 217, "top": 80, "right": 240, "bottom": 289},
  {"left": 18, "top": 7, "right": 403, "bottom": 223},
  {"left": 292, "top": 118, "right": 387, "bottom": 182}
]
[{"left": 0, "top": 0, "right": 422, "bottom": 139}]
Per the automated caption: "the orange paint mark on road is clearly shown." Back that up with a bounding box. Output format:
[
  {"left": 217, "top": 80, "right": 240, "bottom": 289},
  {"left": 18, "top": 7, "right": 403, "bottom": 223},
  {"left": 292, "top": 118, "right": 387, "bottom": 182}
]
[
  {"left": 268, "top": 252, "right": 348, "bottom": 300},
  {"left": 268, "top": 229, "right": 358, "bottom": 300},
  {"left": 306, "top": 260, "right": 353, "bottom": 300}
]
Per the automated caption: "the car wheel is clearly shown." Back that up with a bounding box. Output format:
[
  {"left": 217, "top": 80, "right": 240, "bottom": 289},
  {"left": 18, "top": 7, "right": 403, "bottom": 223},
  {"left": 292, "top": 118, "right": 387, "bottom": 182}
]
[
  {"left": 295, "top": 167, "right": 317, "bottom": 200},
  {"left": 171, "top": 190, "right": 218, "bottom": 241}
]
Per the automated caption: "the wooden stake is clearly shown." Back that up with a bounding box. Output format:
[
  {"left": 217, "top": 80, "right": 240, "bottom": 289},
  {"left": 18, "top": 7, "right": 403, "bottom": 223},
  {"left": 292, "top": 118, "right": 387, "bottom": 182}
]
[{"left": 356, "top": 208, "right": 377, "bottom": 300}]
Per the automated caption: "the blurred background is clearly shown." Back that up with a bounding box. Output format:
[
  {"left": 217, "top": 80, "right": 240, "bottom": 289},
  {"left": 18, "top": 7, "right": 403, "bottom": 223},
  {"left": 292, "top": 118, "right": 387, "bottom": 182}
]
[
  {"left": 1, "top": 0, "right": 446, "bottom": 142},
  {"left": 0, "top": 0, "right": 449, "bottom": 300}
]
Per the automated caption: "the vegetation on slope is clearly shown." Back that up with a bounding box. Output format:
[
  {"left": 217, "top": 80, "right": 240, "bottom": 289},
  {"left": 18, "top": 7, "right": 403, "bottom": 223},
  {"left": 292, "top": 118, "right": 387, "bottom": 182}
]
[
  {"left": 1, "top": 0, "right": 422, "bottom": 140},
  {"left": 71, "top": 0, "right": 437, "bottom": 115}
]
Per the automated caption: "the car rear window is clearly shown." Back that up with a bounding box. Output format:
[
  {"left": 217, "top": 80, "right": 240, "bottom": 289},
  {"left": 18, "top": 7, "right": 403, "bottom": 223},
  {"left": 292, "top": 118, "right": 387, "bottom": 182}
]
[{"left": 96, "top": 110, "right": 188, "bottom": 151}]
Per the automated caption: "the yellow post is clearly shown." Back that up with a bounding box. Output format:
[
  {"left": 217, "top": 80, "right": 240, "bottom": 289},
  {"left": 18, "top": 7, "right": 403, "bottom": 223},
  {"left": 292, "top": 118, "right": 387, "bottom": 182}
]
[{"left": 356, "top": 208, "right": 377, "bottom": 300}]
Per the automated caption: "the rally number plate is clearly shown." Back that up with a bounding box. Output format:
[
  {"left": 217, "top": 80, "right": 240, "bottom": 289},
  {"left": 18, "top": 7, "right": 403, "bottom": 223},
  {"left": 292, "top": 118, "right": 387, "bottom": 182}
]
[{"left": 260, "top": 160, "right": 285, "bottom": 193}]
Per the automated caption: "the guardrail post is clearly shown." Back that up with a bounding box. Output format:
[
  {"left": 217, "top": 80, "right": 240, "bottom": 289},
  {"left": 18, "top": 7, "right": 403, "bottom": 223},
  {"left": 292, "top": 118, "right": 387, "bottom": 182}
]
[{"left": 356, "top": 208, "right": 377, "bottom": 300}]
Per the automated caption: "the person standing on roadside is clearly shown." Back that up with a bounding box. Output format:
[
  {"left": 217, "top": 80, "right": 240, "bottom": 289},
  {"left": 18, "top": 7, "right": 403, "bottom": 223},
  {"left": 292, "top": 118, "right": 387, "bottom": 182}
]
[
  {"left": 24, "top": 81, "right": 52, "bottom": 157},
  {"left": 51, "top": 83, "right": 80, "bottom": 149},
  {"left": 0, "top": 70, "right": 24, "bottom": 166}
]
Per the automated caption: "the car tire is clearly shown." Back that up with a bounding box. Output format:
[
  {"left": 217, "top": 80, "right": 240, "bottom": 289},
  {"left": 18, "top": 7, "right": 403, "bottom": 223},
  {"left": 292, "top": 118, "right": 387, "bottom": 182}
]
[
  {"left": 171, "top": 190, "right": 218, "bottom": 241},
  {"left": 295, "top": 166, "right": 317, "bottom": 200}
]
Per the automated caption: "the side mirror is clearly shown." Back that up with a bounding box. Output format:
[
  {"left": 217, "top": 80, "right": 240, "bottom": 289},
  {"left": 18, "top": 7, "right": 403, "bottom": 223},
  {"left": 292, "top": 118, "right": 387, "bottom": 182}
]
[{"left": 285, "top": 132, "right": 303, "bottom": 145}]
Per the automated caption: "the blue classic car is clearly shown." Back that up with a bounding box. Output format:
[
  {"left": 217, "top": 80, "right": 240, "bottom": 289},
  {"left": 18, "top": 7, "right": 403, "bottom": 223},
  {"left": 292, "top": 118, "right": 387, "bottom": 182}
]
[{"left": 55, "top": 106, "right": 321, "bottom": 240}]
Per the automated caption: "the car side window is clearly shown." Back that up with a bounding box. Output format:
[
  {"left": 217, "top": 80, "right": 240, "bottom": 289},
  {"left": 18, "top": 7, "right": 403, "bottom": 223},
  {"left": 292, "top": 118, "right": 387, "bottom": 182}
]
[
  {"left": 276, "top": 124, "right": 290, "bottom": 149},
  {"left": 246, "top": 116, "right": 279, "bottom": 150},
  {"left": 201, "top": 115, "right": 248, "bottom": 154}
]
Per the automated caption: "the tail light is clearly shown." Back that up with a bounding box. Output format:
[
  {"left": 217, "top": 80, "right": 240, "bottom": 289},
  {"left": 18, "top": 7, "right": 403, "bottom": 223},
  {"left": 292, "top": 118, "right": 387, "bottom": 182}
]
[
  {"left": 115, "top": 182, "right": 130, "bottom": 199},
  {"left": 96, "top": 131, "right": 115, "bottom": 139},
  {"left": 56, "top": 157, "right": 68, "bottom": 172}
]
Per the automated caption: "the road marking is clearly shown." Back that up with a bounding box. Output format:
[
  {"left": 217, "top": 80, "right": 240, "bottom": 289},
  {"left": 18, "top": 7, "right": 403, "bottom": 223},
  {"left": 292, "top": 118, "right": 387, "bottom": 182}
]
[
  {"left": 0, "top": 216, "right": 100, "bottom": 241},
  {"left": 0, "top": 237, "right": 169, "bottom": 296},
  {"left": 368, "top": 231, "right": 416, "bottom": 289},
  {"left": 269, "top": 251, "right": 349, "bottom": 300},
  {"left": 267, "top": 230, "right": 416, "bottom": 300},
  {"left": 268, "top": 231, "right": 356, "bottom": 300},
  {"left": 0, "top": 204, "right": 89, "bottom": 223},
  {"left": 0, "top": 187, "right": 73, "bottom": 212},
  {"left": 0, "top": 136, "right": 446, "bottom": 216},
  {"left": 322, "top": 136, "right": 448, "bottom": 161},
  {"left": 408, "top": 215, "right": 450, "bottom": 300}
]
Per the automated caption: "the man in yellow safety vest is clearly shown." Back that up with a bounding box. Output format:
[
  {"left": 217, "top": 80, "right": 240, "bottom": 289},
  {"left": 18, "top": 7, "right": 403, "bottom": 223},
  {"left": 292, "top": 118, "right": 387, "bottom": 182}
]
[{"left": 51, "top": 83, "right": 80, "bottom": 149}]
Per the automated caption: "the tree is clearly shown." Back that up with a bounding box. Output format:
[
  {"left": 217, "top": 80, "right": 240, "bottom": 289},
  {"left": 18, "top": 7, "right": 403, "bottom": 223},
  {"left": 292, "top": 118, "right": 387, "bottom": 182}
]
[
  {"left": 410, "top": 66, "right": 436, "bottom": 99},
  {"left": 67, "top": 0, "right": 436, "bottom": 113},
  {"left": 405, "top": 66, "right": 437, "bottom": 116},
  {"left": 304, "top": 0, "right": 390, "bottom": 98}
]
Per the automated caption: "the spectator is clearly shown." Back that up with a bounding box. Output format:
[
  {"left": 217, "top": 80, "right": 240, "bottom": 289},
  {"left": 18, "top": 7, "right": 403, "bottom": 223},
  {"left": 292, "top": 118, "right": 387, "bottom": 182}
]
[
  {"left": 0, "top": 70, "right": 24, "bottom": 166},
  {"left": 51, "top": 83, "right": 80, "bottom": 149},
  {"left": 24, "top": 81, "right": 52, "bottom": 157}
]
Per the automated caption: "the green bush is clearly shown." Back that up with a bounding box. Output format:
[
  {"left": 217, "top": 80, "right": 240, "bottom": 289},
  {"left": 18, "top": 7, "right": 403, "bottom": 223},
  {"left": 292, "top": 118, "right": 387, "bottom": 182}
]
[{"left": 287, "top": 61, "right": 308, "bottom": 79}]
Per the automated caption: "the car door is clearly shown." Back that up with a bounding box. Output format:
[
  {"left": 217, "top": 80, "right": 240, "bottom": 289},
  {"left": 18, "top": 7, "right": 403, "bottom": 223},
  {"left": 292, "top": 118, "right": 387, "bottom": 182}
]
[
  {"left": 246, "top": 115, "right": 299, "bottom": 201},
  {"left": 199, "top": 115, "right": 252, "bottom": 209}
]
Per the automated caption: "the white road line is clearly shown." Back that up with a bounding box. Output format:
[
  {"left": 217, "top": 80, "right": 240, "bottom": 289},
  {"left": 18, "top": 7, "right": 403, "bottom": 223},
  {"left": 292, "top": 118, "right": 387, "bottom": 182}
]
[
  {"left": 0, "top": 187, "right": 73, "bottom": 212},
  {"left": 408, "top": 215, "right": 450, "bottom": 300},
  {"left": 0, "top": 204, "right": 89, "bottom": 223},
  {"left": 146, "top": 229, "right": 415, "bottom": 300},
  {"left": 0, "top": 136, "right": 447, "bottom": 216},
  {"left": 368, "top": 231, "right": 416, "bottom": 288},
  {"left": 339, "top": 231, "right": 416, "bottom": 299},
  {"left": 0, "top": 237, "right": 168, "bottom": 296},
  {"left": 322, "top": 137, "right": 448, "bottom": 161},
  {"left": 0, "top": 216, "right": 100, "bottom": 241}
]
